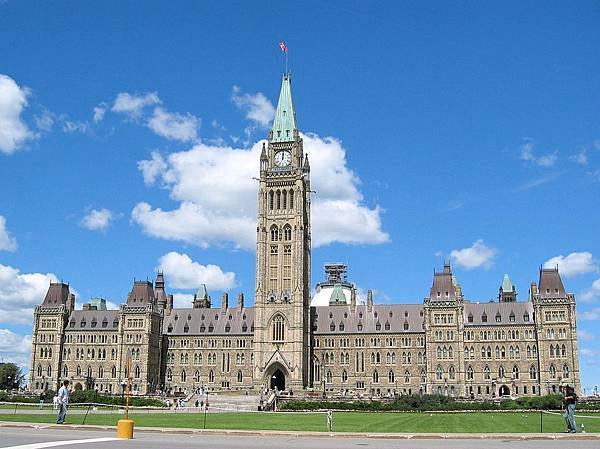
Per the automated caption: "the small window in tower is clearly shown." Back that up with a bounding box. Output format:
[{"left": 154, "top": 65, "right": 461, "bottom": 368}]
[
  {"left": 286, "top": 130, "right": 290, "bottom": 137},
  {"left": 277, "top": 131, "right": 281, "bottom": 137}
]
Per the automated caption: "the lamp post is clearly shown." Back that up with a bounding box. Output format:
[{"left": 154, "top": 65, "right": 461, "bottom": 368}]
[{"left": 121, "top": 380, "right": 127, "bottom": 407}]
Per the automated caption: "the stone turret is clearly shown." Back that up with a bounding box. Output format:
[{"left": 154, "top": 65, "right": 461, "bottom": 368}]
[
  {"left": 155, "top": 271, "right": 167, "bottom": 309},
  {"left": 367, "top": 289, "right": 373, "bottom": 312},
  {"left": 499, "top": 273, "right": 517, "bottom": 302},
  {"left": 237, "top": 292, "right": 244, "bottom": 309},
  {"left": 193, "top": 284, "right": 211, "bottom": 309},
  {"left": 221, "top": 292, "right": 229, "bottom": 313}
]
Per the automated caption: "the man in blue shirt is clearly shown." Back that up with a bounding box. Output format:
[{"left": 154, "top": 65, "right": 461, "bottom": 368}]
[{"left": 56, "top": 380, "right": 70, "bottom": 424}]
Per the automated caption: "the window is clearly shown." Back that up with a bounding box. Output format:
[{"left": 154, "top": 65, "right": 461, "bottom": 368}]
[
  {"left": 372, "top": 370, "right": 379, "bottom": 383},
  {"left": 482, "top": 313, "right": 487, "bottom": 323},
  {"left": 283, "top": 225, "right": 292, "bottom": 241},
  {"left": 449, "top": 365, "right": 455, "bottom": 380},
  {"left": 466, "top": 365, "right": 473, "bottom": 380},
  {"left": 484, "top": 365, "right": 490, "bottom": 380},
  {"left": 436, "top": 365, "right": 442, "bottom": 380},
  {"left": 562, "top": 364, "right": 569, "bottom": 379},
  {"left": 549, "top": 364, "right": 556, "bottom": 378},
  {"left": 342, "top": 370, "right": 348, "bottom": 383},
  {"left": 512, "top": 365, "right": 519, "bottom": 379},
  {"left": 468, "top": 313, "right": 473, "bottom": 323},
  {"left": 270, "top": 226, "right": 279, "bottom": 241},
  {"left": 272, "top": 315, "right": 285, "bottom": 342},
  {"left": 498, "top": 365, "right": 505, "bottom": 378},
  {"left": 166, "top": 369, "right": 172, "bottom": 382},
  {"left": 237, "top": 370, "right": 243, "bottom": 383},
  {"left": 388, "top": 370, "right": 395, "bottom": 383}
]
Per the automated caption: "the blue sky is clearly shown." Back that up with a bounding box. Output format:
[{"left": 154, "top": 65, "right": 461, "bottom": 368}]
[{"left": 0, "top": 1, "right": 599, "bottom": 391}]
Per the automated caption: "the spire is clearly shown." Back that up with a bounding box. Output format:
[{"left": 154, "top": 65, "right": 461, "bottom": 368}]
[
  {"left": 499, "top": 273, "right": 517, "bottom": 303},
  {"left": 270, "top": 73, "right": 297, "bottom": 143},
  {"left": 329, "top": 283, "right": 346, "bottom": 305},
  {"left": 303, "top": 153, "right": 310, "bottom": 171},
  {"left": 501, "top": 274, "right": 514, "bottom": 292},
  {"left": 155, "top": 271, "right": 167, "bottom": 309}
]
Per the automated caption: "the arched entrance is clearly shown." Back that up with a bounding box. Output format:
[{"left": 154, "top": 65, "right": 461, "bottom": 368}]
[
  {"left": 270, "top": 369, "right": 285, "bottom": 391},
  {"left": 499, "top": 385, "right": 510, "bottom": 396}
]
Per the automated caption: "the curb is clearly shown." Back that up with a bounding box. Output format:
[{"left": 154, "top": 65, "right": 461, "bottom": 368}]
[{"left": 1, "top": 421, "right": 599, "bottom": 440}]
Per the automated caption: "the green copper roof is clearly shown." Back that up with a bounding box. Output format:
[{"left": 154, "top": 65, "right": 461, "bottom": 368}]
[
  {"left": 195, "top": 284, "right": 208, "bottom": 299},
  {"left": 502, "top": 274, "right": 514, "bottom": 292},
  {"left": 270, "top": 73, "right": 297, "bottom": 143},
  {"left": 329, "top": 283, "right": 346, "bottom": 304}
]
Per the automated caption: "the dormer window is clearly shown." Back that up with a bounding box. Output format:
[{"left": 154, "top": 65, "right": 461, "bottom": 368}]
[
  {"left": 225, "top": 323, "right": 231, "bottom": 333},
  {"left": 70, "top": 320, "right": 75, "bottom": 328},
  {"left": 467, "top": 313, "right": 473, "bottom": 323},
  {"left": 242, "top": 322, "right": 248, "bottom": 332},
  {"left": 523, "top": 313, "right": 530, "bottom": 322},
  {"left": 445, "top": 291, "right": 449, "bottom": 297},
  {"left": 385, "top": 321, "right": 390, "bottom": 331},
  {"left": 375, "top": 321, "right": 381, "bottom": 331},
  {"left": 403, "top": 321, "right": 409, "bottom": 331},
  {"left": 200, "top": 324, "right": 206, "bottom": 332},
  {"left": 509, "top": 312, "right": 515, "bottom": 322},
  {"left": 495, "top": 312, "right": 501, "bottom": 323},
  {"left": 167, "top": 324, "right": 173, "bottom": 333},
  {"left": 208, "top": 323, "right": 214, "bottom": 332},
  {"left": 183, "top": 324, "right": 189, "bottom": 333},
  {"left": 339, "top": 322, "right": 345, "bottom": 331},
  {"left": 277, "top": 131, "right": 281, "bottom": 137},
  {"left": 482, "top": 313, "right": 488, "bottom": 323},
  {"left": 357, "top": 322, "right": 363, "bottom": 331},
  {"left": 330, "top": 322, "right": 335, "bottom": 332},
  {"left": 437, "top": 291, "right": 441, "bottom": 297},
  {"left": 174, "top": 315, "right": 178, "bottom": 321}
]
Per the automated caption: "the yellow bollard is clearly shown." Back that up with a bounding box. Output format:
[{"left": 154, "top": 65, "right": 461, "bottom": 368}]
[{"left": 116, "top": 419, "right": 134, "bottom": 439}]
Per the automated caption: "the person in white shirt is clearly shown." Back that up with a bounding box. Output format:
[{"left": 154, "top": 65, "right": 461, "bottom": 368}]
[
  {"left": 56, "top": 380, "right": 70, "bottom": 424},
  {"left": 52, "top": 395, "right": 59, "bottom": 410}
]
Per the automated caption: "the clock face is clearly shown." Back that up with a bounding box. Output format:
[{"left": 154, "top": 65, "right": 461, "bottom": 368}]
[{"left": 274, "top": 150, "right": 292, "bottom": 167}]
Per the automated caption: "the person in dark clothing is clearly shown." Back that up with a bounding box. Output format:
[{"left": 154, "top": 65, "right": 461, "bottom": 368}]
[{"left": 562, "top": 384, "right": 577, "bottom": 433}]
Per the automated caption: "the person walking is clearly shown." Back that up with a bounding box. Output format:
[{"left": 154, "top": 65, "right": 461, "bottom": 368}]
[
  {"left": 563, "top": 384, "right": 578, "bottom": 433},
  {"left": 56, "top": 380, "right": 70, "bottom": 424}
]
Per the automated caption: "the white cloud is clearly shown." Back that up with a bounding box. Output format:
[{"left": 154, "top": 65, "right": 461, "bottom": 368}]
[
  {"left": 570, "top": 149, "right": 588, "bottom": 166},
  {"left": 0, "top": 74, "right": 35, "bottom": 154},
  {"left": 133, "top": 133, "right": 388, "bottom": 249},
  {"left": 80, "top": 208, "right": 115, "bottom": 231},
  {"left": 93, "top": 103, "right": 108, "bottom": 123},
  {"left": 581, "top": 279, "right": 600, "bottom": 304},
  {"left": 520, "top": 142, "right": 558, "bottom": 167},
  {"left": 0, "top": 329, "right": 32, "bottom": 370},
  {"left": 0, "top": 264, "right": 58, "bottom": 324},
  {"left": 157, "top": 251, "right": 236, "bottom": 290},
  {"left": 580, "top": 308, "right": 600, "bottom": 321},
  {"left": 232, "top": 86, "right": 276, "bottom": 128},
  {"left": 61, "top": 118, "right": 90, "bottom": 134},
  {"left": 450, "top": 240, "right": 497, "bottom": 270},
  {"left": 543, "top": 252, "right": 598, "bottom": 278},
  {"left": 111, "top": 92, "right": 161, "bottom": 119},
  {"left": 0, "top": 215, "right": 17, "bottom": 251},
  {"left": 34, "top": 109, "right": 55, "bottom": 133},
  {"left": 137, "top": 151, "right": 168, "bottom": 186},
  {"left": 172, "top": 293, "right": 194, "bottom": 309},
  {"left": 147, "top": 107, "right": 199, "bottom": 142}
]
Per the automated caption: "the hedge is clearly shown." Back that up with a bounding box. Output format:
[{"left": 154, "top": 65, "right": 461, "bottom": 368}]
[{"left": 279, "top": 394, "right": 600, "bottom": 412}]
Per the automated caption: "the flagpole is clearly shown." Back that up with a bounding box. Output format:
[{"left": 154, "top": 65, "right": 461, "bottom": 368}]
[{"left": 285, "top": 50, "right": 288, "bottom": 74}]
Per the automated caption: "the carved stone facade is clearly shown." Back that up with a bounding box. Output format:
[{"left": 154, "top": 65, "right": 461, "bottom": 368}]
[{"left": 29, "top": 73, "right": 581, "bottom": 398}]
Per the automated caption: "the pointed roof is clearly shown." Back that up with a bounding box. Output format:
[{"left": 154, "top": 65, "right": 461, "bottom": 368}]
[
  {"left": 501, "top": 274, "right": 514, "bottom": 292},
  {"left": 270, "top": 73, "right": 297, "bottom": 143},
  {"left": 195, "top": 284, "right": 209, "bottom": 300},
  {"left": 329, "top": 284, "right": 346, "bottom": 304}
]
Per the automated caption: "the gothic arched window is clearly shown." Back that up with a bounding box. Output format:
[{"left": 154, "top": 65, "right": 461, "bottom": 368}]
[
  {"left": 372, "top": 370, "right": 379, "bottom": 383},
  {"left": 466, "top": 365, "right": 473, "bottom": 380},
  {"left": 388, "top": 370, "right": 395, "bottom": 383},
  {"left": 134, "top": 366, "right": 140, "bottom": 379},
  {"left": 181, "top": 370, "right": 186, "bottom": 382},
  {"left": 276, "top": 190, "right": 281, "bottom": 209},
  {"left": 282, "top": 190, "right": 287, "bottom": 209},
  {"left": 272, "top": 315, "right": 285, "bottom": 342},
  {"left": 283, "top": 225, "right": 292, "bottom": 241},
  {"left": 529, "top": 365, "right": 537, "bottom": 380},
  {"left": 269, "top": 190, "right": 274, "bottom": 210},
  {"left": 549, "top": 364, "right": 556, "bottom": 378},
  {"left": 289, "top": 190, "right": 294, "bottom": 209},
  {"left": 270, "top": 225, "right": 279, "bottom": 241},
  {"left": 237, "top": 370, "right": 243, "bottom": 383}
]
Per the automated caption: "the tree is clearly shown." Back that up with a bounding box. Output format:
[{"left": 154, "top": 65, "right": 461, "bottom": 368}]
[{"left": 0, "top": 363, "right": 25, "bottom": 390}]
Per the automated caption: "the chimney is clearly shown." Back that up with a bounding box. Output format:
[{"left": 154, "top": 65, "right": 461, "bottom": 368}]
[
  {"left": 367, "top": 289, "right": 373, "bottom": 312},
  {"left": 221, "top": 292, "right": 229, "bottom": 312},
  {"left": 350, "top": 285, "right": 356, "bottom": 310},
  {"left": 237, "top": 292, "right": 244, "bottom": 309}
]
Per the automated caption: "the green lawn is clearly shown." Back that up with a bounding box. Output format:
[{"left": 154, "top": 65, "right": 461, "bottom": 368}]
[{"left": 1, "top": 411, "right": 599, "bottom": 433}]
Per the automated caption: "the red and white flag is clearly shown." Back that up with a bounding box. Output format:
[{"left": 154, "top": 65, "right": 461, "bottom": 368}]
[{"left": 279, "top": 42, "right": 288, "bottom": 53}]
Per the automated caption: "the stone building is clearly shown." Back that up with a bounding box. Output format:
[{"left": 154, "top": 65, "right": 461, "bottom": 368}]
[{"left": 29, "top": 73, "right": 581, "bottom": 398}]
